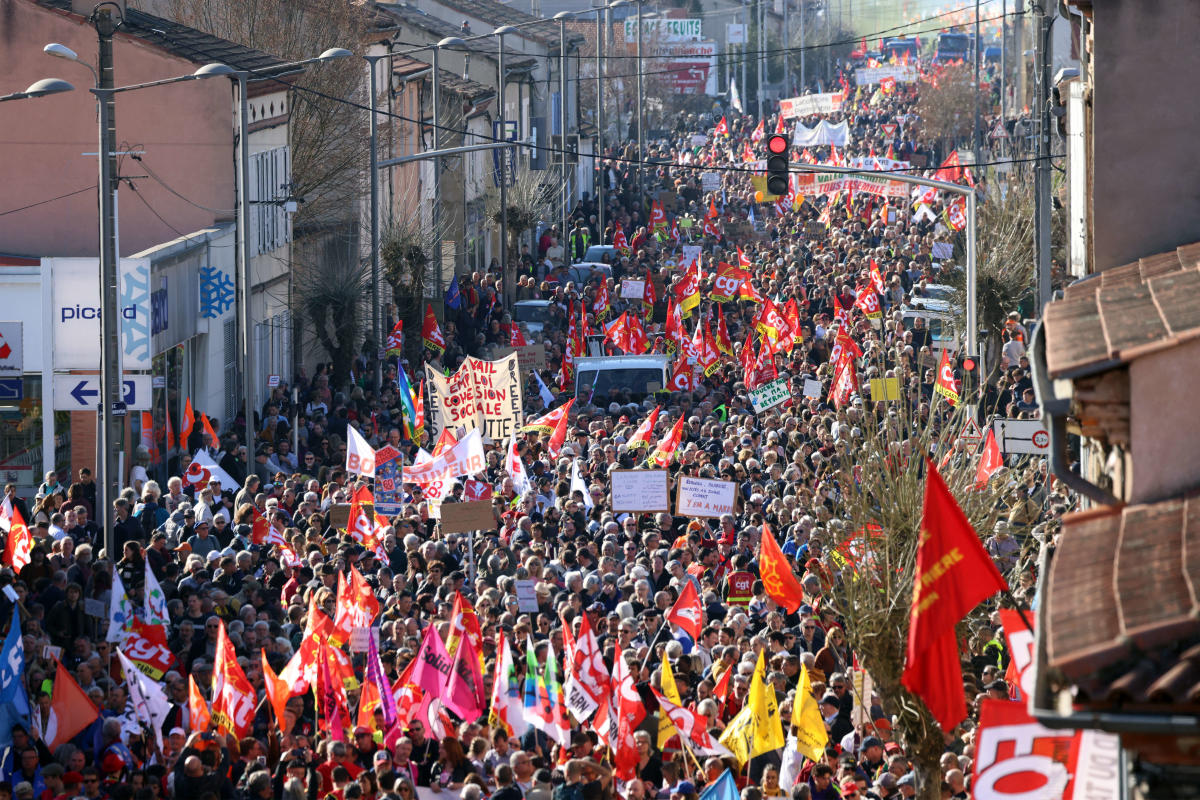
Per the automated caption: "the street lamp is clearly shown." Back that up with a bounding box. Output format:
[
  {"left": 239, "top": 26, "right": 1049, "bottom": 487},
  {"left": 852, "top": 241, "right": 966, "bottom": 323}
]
[
  {"left": 493, "top": 25, "right": 517, "bottom": 302},
  {"left": 0, "top": 78, "right": 74, "bottom": 102},
  {"left": 610, "top": 0, "right": 643, "bottom": 212},
  {"left": 84, "top": 64, "right": 230, "bottom": 559},
  {"left": 555, "top": 11, "right": 573, "bottom": 247},
  {"left": 198, "top": 47, "right": 351, "bottom": 460}
]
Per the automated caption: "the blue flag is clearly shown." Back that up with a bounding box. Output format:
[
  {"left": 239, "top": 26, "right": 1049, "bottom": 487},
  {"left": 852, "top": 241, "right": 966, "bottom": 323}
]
[
  {"left": 0, "top": 606, "right": 30, "bottom": 748},
  {"left": 699, "top": 769, "right": 739, "bottom": 800},
  {"left": 446, "top": 276, "right": 462, "bottom": 311}
]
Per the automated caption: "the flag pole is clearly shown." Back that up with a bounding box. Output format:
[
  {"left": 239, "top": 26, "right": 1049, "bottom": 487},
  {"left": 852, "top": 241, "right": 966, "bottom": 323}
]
[
  {"left": 638, "top": 623, "right": 670, "bottom": 675},
  {"left": 1002, "top": 590, "right": 1036, "bottom": 635}
]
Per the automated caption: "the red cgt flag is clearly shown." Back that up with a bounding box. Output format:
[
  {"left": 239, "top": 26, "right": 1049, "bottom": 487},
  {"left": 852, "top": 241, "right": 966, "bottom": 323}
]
[
  {"left": 902, "top": 458, "right": 1008, "bottom": 732},
  {"left": 422, "top": 304, "right": 446, "bottom": 356},
  {"left": 759, "top": 522, "right": 806, "bottom": 613},
  {"left": 666, "top": 578, "right": 704, "bottom": 640},
  {"left": 46, "top": 659, "right": 99, "bottom": 750}
]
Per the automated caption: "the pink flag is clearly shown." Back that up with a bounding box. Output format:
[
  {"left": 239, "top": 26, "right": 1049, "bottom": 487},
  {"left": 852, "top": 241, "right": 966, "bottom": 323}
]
[
  {"left": 445, "top": 625, "right": 487, "bottom": 721},
  {"left": 410, "top": 624, "right": 455, "bottom": 698}
]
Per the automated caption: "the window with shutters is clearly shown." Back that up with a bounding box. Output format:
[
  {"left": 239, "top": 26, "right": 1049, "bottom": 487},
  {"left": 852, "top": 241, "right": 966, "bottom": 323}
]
[{"left": 251, "top": 146, "right": 291, "bottom": 255}]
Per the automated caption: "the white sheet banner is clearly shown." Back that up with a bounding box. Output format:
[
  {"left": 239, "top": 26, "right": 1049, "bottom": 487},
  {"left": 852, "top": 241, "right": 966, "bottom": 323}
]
[
  {"left": 425, "top": 353, "right": 524, "bottom": 443},
  {"left": 401, "top": 429, "right": 486, "bottom": 486},
  {"left": 791, "top": 172, "right": 909, "bottom": 200},
  {"left": 778, "top": 92, "right": 844, "bottom": 118},
  {"left": 791, "top": 119, "right": 849, "bottom": 148},
  {"left": 855, "top": 65, "right": 918, "bottom": 85}
]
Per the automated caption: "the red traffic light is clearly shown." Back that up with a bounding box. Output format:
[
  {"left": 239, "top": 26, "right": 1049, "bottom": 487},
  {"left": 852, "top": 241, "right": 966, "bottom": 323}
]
[
  {"left": 766, "top": 134, "right": 788, "bottom": 155},
  {"left": 963, "top": 358, "right": 976, "bottom": 372}
]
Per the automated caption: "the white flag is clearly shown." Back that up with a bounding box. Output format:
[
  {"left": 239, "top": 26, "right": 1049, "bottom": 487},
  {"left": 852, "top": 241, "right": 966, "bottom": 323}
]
[
  {"left": 0, "top": 496, "right": 11, "bottom": 533},
  {"left": 346, "top": 424, "right": 377, "bottom": 478},
  {"left": 107, "top": 571, "right": 135, "bottom": 644},
  {"left": 184, "top": 450, "right": 239, "bottom": 492},
  {"left": 144, "top": 561, "right": 169, "bottom": 626},
  {"left": 506, "top": 434, "right": 532, "bottom": 497},
  {"left": 570, "top": 459, "right": 594, "bottom": 510},
  {"left": 533, "top": 370, "right": 555, "bottom": 409},
  {"left": 116, "top": 648, "right": 170, "bottom": 748},
  {"left": 730, "top": 80, "right": 744, "bottom": 114}
]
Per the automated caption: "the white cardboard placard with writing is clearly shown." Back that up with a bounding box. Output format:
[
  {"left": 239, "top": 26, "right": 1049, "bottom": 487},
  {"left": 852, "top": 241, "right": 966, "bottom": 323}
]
[
  {"left": 676, "top": 477, "right": 737, "bottom": 518},
  {"left": 610, "top": 469, "right": 670, "bottom": 513}
]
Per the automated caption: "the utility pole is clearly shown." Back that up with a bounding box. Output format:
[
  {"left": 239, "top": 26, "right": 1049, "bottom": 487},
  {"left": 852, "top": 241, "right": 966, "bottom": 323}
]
[
  {"left": 636, "top": 0, "right": 644, "bottom": 211},
  {"left": 1033, "top": 2, "right": 1053, "bottom": 311},
  {"left": 782, "top": 0, "right": 789, "bottom": 96},
  {"left": 799, "top": 0, "right": 805, "bottom": 91},
  {"left": 1000, "top": 0, "right": 1007, "bottom": 120},
  {"left": 92, "top": 4, "right": 120, "bottom": 560},
  {"left": 366, "top": 54, "right": 383, "bottom": 390},
  {"left": 973, "top": 0, "right": 982, "bottom": 170},
  {"left": 756, "top": 0, "right": 764, "bottom": 120},
  {"left": 595, "top": 5, "right": 604, "bottom": 238},
  {"left": 558, "top": 13, "right": 570, "bottom": 243}
]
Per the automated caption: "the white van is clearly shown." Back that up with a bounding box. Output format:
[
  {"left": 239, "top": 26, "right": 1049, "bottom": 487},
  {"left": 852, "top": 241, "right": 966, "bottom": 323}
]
[
  {"left": 574, "top": 355, "right": 670, "bottom": 404},
  {"left": 901, "top": 308, "right": 959, "bottom": 358}
]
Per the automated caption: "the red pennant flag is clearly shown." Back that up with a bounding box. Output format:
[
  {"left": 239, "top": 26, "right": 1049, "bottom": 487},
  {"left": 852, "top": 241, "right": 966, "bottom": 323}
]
[
  {"left": 3, "top": 505, "right": 32, "bottom": 572},
  {"left": 261, "top": 650, "right": 292, "bottom": 727},
  {"left": 934, "top": 350, "right": 960, "bottom": 406},
  {"left": 666, "top": 579, "right": 703, "bottom": 640},
  {"left": 759, "top": 523, "right": 806, "bottom": 613},
  {"left": 211, "top": 620, "right": 256, "bottom": 738},
  {"left": 510, "top": 324, "right": 529, "bottom": 347},
  {"left": 180, "top": 397, "right": 196, "bottom": 450},
  {"left": 715, "top": 305, "right": 733, "bottom": 356},
  {"left": 647, "top": 415, "right": 686, "bottom": 467},
  {"left": 975, "top": 429, "right": 1003, "bottom": 490},
  {"left": 713, "top": 116, "right": 729, "bottom": 137},
  {"left": 902, "top": 459, "right": 1007, "bottom": 731},
  {"left": 422, "top": 304, "right": 446, "bottom": 356},
  {"left": 625, "top": 406, "right": 660, "bottom": 451},
  {"left": 199, "top": 412, "right": 218, "bottom": 449},
  {"left": 46, "top": 659, "right": 99, "bottom": 750},
  {"left": 613, "top": 223, "right": 630, "bottom": 255},
  {"left": 188, "top": 674, "right": 211, "bottom": 732}
]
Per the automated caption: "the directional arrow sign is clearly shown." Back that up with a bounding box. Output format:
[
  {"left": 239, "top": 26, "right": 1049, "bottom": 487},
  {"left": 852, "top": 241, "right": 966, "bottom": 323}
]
[{"left": 53, "top": 374, "right": 151, "bottom": 411}]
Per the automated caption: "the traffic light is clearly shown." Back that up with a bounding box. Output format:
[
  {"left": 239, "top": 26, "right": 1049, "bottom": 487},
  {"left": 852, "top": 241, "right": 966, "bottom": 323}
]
[{"left": 765, "top": 134, "right": 790, "bottom": 196}]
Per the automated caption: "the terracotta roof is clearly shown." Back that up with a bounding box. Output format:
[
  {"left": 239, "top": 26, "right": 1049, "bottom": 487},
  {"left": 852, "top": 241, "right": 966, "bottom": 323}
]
[
  {"left": 1045, "top": 496, "right": 1200, "bottom": 709},
  {"left": 1042, "top": 241, "right": 1200, "bottom": 378},
  {"left": 392, "top": 54, "right": 494, "bottom": 101},
  {"left": 36, "top": 0, "right": 293, "bottom": 77}
]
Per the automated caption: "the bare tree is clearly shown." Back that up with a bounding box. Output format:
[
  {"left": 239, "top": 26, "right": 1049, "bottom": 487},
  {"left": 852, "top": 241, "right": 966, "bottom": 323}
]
[
  {"left": 915, "top": 63, "right": 975, "bottom": 150},
  {"left": 821, "top": 399, "right": 1002, "bottom": 800},
  {"left": 486, "top": 165, "right": 556, "bottom": 307},
  {"left": 380, "top": 206, "right": 456, "bottom": 363}
]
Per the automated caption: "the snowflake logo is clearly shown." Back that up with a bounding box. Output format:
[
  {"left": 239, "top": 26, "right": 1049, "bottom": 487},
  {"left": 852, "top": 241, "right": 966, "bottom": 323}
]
[{"left": 199, "top": 266, "right": 235, "bottom": 319}]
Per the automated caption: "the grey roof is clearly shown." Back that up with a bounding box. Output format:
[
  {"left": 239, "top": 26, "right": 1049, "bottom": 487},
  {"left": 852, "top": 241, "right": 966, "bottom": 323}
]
[
  {"left": 37, "top": 0, "right": 294, "bottom": 79},
  {"left": 410, "top": 0, "right": 585, "bottom": 48},
  {"left": 375, "top": 2, "right": 537, "bottom": 69}
]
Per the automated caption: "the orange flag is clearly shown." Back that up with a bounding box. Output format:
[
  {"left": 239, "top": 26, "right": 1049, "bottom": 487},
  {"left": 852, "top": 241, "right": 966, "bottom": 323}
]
[
  {"left": 356, "top": 673, "right": 382, "bottom": 732},
  {"left": 188, "top": 674, "right": 211, "bottom": 732},
  {"left": 974, "top": 429, "right": 1003, "bottom": 490},
  {"left": 199, "top": 411, "right": 219, "bottom": 448},
  {"left": 211, "top": 620, "right": 255, "bottom": 738},
  {"left": 447, "top": 591, "right": 486, "bottom": 673},
  {"left": 180, "top": 398, "right": 196, "bottom": 449},
  {"left": 647, "top": 416, "right": 685, "bottom": 468},
  {"left": 47, "top": 660, "right": 99, "bottom": 750},
  {"left": 261, "top": 650, "right": 292, "bottom": 728},
  {"left": 759, "top": 523, "right": 806, "bottom": 613},
  {"left": 902, "top": 458, "right": 1008, "bottom": 732}
]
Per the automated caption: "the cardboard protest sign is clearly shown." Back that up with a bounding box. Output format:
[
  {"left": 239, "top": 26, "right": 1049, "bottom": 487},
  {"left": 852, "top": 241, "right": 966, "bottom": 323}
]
[
  {"left": 439, "top": 500, "right": 496, "bottom": 534},
  {"left": 610, "top": 469, "right": 670, "bottom": 513}
]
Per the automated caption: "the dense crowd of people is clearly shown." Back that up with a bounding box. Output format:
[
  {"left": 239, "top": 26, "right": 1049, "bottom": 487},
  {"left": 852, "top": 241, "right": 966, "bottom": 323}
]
[{"left": 0, "top": 58, "right": 1071, "bottom": 800}]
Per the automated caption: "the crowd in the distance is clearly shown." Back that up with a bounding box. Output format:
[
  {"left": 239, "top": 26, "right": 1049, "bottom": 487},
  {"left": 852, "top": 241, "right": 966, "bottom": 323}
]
[{"left": 0, "top": 58, "right": 1071, "bottom": 800}]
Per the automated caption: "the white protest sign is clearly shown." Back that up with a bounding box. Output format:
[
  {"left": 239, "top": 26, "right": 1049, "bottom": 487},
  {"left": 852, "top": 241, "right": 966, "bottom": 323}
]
[
  {"left": 675, "top": 477, "right": 737, "bottom": 518},
  {"left": 515, "top": 579, "right": 539, "bottom": 612},
  {"left": 855, "top": 65, "right": 918, "bottom": 85},
  {"left": 681, "top": 245, "right": 703, "bottom": 268},
  {"left": 620, "top": 279, "right": 646, "bottom": 300},
  {"left": 749, "top": 377, "right": 790, "bottom": 413},
  {"left": 425, "top": 353, "right": 524, "bottom": 443},
  {"left": 701, "top": 172, "right": 721, "bottom": 192},
  {"left": 402, "top": 429, "right": 486, "bottom": 485},
  {"left": 610, "top": 469, "right": 670, "bottom": 513},
  {"left": 802, "top": 378, "right": 822, "bottom": 398}
]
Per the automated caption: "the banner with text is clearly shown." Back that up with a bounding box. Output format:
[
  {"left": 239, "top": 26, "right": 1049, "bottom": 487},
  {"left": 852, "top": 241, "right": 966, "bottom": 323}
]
[
  {"left": 402, "top": 429, "right": 486, "bottom": 486},
  {"left": 855, "top": 65, "right": 919, "bottom": 85},
  {"left": 676, "top": 477, "right": 737, "bottom": 518},
  {"left": 791, "top": 119, "right": 849, "bottom": 147},
  {"left": 426, "top": 353, "right": 524, "bottom": 443},
  {"left": 779, "top": 92, "right": 844, "bottom": 118},
  {"left": 791, "top": 172, "right": 909, "bottom": 200}
]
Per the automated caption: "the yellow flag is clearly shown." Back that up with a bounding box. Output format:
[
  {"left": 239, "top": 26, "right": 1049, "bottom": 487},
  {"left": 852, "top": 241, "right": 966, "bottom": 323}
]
[
  {"left": 657, "top": 658, "right": 683, "bottom": 749},
  {"left": 749, "top": 651, "right": 786, "bottom": 757},
  {"left": 718, "top": 705, "right": 753, "bottom": 767},
  {"left": 792, "top": 663, "right": 829, "bottom": 762}
]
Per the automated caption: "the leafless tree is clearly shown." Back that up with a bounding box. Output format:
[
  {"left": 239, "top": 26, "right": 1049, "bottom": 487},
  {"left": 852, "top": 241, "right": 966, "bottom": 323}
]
[{"left": 486, "top": 165, "right": 556, "bottom": 306}]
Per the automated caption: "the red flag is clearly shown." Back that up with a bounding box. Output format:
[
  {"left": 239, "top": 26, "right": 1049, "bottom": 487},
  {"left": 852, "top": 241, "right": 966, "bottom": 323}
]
[
  {"left": 261, "top": 650, "right": 291, "bottom": 727},
  {"left": 422, "top": 304, "right": 446, "bottom": 355},
  {"left": 647, "top": 416, "right": 685, "bottom": 467},
  {"left": 750, "top": 118, "right": 765, "bottom": 143},
  {"left": 666, "top": 579, "right": 703, "bottom": 639},
  {"left": 180, "top": 397, "right": 195, "bottom": 450},
  {"left": 46, "top": 660, "right": 99, "bottom": 750},
  {"left": 902, "top": 459, "right": 1008, "bottom": 731},
  {"left": 712, "top": 662, "right": 732, "bottom": 709},
  {"left": 713, "top": 116, "right": 729, "bottom": 137},
  {"left": 642, "top": 267, "right": 656, "bottom": 317},
  {"left": 934, "top": 350, "right": 960, "bottom": 406},
  {"left": 211, "top": 619, "right": 255, "bottom": 738},
  {"left": 610, "top": 646, "right": 645, "bottom": 781},
  {"left": 759, "top": 523, "right": 805, "bottom": 613},
  {"left": 199, "top": 412, "right": 218, "bottom": 449},
  {"left": 625, "top": 406, "right": 660, "bottom": 450},
  {"left": 975, "top": 429, "right": 1003, "bottom": 490},
  {"left": 445, "top": 622, "right": 487, "bottom": 721},
  {"left": 510, "top": 324, "right": 529, "bottom": 347},
  {"left": 333, "top": 565, "right": 380, "bottom": 644},
  {"left": 3, "top": 505, "right": 32, "bottom": 572},
  {"left": 188, "top": 674, "right": 211, "bottom": 732},
  {"left": 649, "top": 199, "right": 667, "bottom": 229},
  {"left": 715, "top": 305, "right": 733, "bottom": 356},
  {"left": 592, "top": 280, "right": 611, "bottom": 321},
  {"left": 613, "top": 223, "right": 630, "bottom": 255}
]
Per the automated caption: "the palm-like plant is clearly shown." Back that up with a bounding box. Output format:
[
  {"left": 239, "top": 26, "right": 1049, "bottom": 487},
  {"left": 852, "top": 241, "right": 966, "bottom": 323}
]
[{"left": 486, "top": 165, "right": 556, "bottom": 306}]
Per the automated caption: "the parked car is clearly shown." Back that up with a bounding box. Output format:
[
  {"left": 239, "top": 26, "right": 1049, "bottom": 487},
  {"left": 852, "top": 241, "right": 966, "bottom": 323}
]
[
  {"left": 564, "top": 262, "right": 612, "bottom": 286},
  {"left": 512, "top": 299, "right": 552, "bottom": 336},
  {"left": 582, "top": 244, "right": 617, "bottom": 264}
]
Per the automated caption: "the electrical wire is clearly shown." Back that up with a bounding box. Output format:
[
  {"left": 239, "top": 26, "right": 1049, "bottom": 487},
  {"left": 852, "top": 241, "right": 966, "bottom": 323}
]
[
  {"left": 130, "top": 152, "right": 237, "bottom": 214},
  {"left": 0, "top": 185, "right": 95, "bottom": 217}
]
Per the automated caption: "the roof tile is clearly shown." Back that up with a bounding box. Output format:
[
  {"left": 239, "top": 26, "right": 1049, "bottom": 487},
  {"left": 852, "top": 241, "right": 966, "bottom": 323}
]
[
  {"left": 1046, "top": 507, "right": 1123, "bottom": 672},
  {"left": 1097, "top": 283, "right": 1169, "bottom": 357},
  {"left": 1115, "top": 500, "right": 1195, "bottom": 647},
  {"left": 1042, "top": 293, "right": 1111, "bottom": 377},
  {"left": 1149, "top": 269, "right": 1200, "bottom": 338}
]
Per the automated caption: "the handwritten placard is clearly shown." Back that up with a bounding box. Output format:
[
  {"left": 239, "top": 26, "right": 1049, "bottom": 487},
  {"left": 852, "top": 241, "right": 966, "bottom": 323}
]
[
  {"left": 676, "top": 477, "right": 737, "bottom": 518},
  {"left": 620, "top": 279, "right": 646, "bottom": 300},
  {"left": 749, "top": 377, "right": 790, "bottom": 413},
  {"left": 515, "top": 579, "right": 540, "bottom": 613},
  {"left": 610, "top": 469, "right": 670, "bottom": 513}
]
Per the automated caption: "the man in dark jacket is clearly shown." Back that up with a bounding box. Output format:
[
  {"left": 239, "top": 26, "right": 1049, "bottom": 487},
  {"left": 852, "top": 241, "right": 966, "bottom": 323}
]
[{"left": 172, "top": 733, "right": 231, "bottom": 800}]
